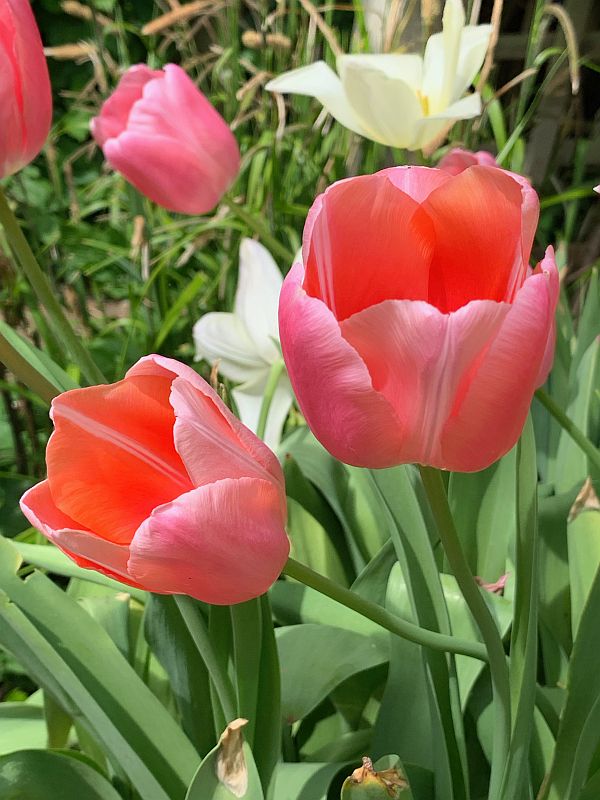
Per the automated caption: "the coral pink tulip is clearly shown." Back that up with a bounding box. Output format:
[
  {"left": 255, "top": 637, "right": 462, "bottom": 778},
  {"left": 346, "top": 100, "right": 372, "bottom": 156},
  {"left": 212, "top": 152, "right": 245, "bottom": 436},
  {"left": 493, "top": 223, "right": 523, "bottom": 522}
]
[
  {"left": 20, "top": 356, "right": 289, "bottom": 604},
  {"left": 0, "top": 0, "right": 52, "bottom": 178},
  {"left": 91, "top": 64, "right": 240, "bottom": 215},
  {"left": 279, "top": 165, "right": 558, "bottom": 472},
  {"left": 438, "top": 147, "right": 498, "bottom": 174}
]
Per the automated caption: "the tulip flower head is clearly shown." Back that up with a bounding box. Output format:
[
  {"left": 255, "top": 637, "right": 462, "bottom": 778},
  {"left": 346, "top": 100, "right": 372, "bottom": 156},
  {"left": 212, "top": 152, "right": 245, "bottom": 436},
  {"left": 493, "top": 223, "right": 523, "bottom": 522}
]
[
  {"left": 20, "top": 356, "right": 289, "bottom": 604},
  {"left": 91, "top": 64, "right": 240, "bottom": 215},
  {"left": 0, "top": 0, "right": 53, "bottom": 178},
  {"left": 194, "top": 239, "right": 294, "bottom": 450},
  {"left": 279, "top": 165, "right": 558, "bottom": 472},
  {"left": 266, "top": 0, "right": 491, "bottom": 151}
]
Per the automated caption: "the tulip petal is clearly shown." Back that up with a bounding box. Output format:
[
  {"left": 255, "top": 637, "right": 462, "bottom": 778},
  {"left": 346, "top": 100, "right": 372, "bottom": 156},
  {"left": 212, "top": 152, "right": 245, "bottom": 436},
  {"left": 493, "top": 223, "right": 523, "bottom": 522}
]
[
  {"left": 440, "top": 251, "right": 559, "bottom": 471},
  {"left": 128, "top": 477, "right": 289, "bottom": 604},
  {"left": 341, "top": 297, "right": 509, "bottom": 467},
  {"left": 411, "top": 92, "right": 482, "bottom": 150},
  {"left": 169, "top": 376, "right": 282, "bottom": 488},
  {"left": 20, "top": 481, "right": 139, "bottom": 587},
  {"left": 90, "top": 65, "right": 163, "bottom": 146},
  {"left": 47, "top": 375, "right": 191, "bottom": 545},
  {"left": 234, "top": 238, "right": 282, "bottom": 360},
  {"left": 379, "top": 164, "right": 451, "bottom": 203},
  {"left": 265, "top": 62, "right": 369, "bottom": 138},
  {"left": 337, "top": 54, "right": 423, "bottom": 91},
  {"left": 103, "top": 132, "right": 229, "bottom": 215},
  {"left": 193, "top": 312, "right": 268, "bottom": 383},
  {"left": 454, "top": 24, "right": 493, "bottom": 98},
  {"left": 303, "top": 172, "right": 435, "bottom": 320},
  {"left": 127, "top": 355, "right": 284, "bottom": 491},
  {"left": 340, "top": 62, "right": 424, "bottom": 148},
  {"left": 423, "top": 165, "right": 524, "bottom": 312},
  {"left": 422, "top": 0, "right": 465, "bottom": 114},
  {"left": 279, "top": 263, "right": 405, "bottom": 467},
  {"left": 232, "top": 374, "right": 295, "bottom": 450}
]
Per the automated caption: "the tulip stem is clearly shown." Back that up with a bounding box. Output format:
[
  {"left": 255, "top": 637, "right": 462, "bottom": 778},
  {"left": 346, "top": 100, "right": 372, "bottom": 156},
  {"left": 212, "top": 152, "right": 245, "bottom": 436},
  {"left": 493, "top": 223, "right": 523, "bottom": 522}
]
[
  {"left": 224, "top": 200, "right": 295, "bottom": 264},
  {"left": 282, "top": 557, "right": 488, "bottom": 662},
  {"left": 174, "top": 595, "right": 237, "bottom": 723},
  {"left": 256, "top": 359, "right": 286, "bottom": 441},
  {"left": 418, "top": 465, "right": 511, "bottom": 800},
  {"left": 0, "top": 186, "right": 105, "bottom": 386},
  {"left": 535, "top": 387, "right": 600, "bottom": 473}
]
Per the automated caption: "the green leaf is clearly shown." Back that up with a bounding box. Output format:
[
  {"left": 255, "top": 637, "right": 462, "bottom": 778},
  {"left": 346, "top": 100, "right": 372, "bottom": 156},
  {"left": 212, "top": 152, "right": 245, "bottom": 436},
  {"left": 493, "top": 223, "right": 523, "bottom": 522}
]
[
  {"left": 272, "top": 762, "right": 348, "bottom": 800},
  {"left": 539, "top": 560, "right": 600, "bottom": 799},
  {"left": 0, "top": 536, "right": 198, "bottom": 800},
  {"left": 0, "top": 702, "right": 47, "bottom": 754},
  {"left": 186, "top": 720, "right": 264, "bottom": 800},
  {"left": 568, "top": 508, "right": 600, "bottom": 636},
  {"left": 145, "top": 594, "right": 215, "bottom": 757},
  {"left": 277, "top": 624, "right": 388, "bottom": 723},
  {"left": 0, "top": 750, "right": 122, "bottom": 799},
  {"left": 287, "top": 498, "right": 348, "bottom": 586}
]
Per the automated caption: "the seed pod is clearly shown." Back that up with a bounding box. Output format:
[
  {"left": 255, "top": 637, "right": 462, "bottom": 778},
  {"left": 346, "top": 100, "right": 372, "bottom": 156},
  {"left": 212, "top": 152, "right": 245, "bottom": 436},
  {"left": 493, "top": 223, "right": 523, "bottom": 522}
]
[{"left": 341, "top": 757, "right": 411, "bottom": 799}]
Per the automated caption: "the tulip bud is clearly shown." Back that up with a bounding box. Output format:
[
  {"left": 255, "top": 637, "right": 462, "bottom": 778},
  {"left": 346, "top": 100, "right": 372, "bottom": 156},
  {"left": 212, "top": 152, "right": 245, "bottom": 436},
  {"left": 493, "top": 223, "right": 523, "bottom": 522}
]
[
  {"left": 341, "top": 757, "right": 411, "bottom": 799},
  {"left": 0, "top": 0, "right": 53, "bottom": 178},
  {"left": 91, "top": 64, "right": 240, "bottom": 215}
]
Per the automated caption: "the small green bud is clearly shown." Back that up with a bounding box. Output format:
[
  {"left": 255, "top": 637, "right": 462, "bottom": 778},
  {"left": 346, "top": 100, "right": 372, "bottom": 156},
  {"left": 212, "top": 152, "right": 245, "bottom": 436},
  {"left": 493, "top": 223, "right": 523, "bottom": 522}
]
[{"left": 340, "top": 757, "right": 410, "bottom": 799}]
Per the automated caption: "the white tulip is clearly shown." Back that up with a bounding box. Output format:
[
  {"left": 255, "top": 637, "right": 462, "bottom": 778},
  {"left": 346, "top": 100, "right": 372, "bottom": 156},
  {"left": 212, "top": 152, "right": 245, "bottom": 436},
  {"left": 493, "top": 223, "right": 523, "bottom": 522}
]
[
  {"left": 193, "top": 238, "right": 294, "bottom": 450},
  {"left": 266, "top": 0, "right": 492, "bottom": 151}
]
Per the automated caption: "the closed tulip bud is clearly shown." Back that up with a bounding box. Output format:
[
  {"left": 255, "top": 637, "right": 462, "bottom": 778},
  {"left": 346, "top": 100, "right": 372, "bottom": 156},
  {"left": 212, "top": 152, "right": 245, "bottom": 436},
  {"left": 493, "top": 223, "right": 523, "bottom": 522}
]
[
  {"left": 20, "top": 355, "right": 289, "bottom": 604},
  {"left": 91, "top": 64, "right": 240, "bottom": 215},
  {"left": 279, "top": 164, "right": 558, "bottom": 472},
  {"left": 341, "top": 758, "right": 410, "bottom": 799},
  {"left": 438, "top": 147, "right": 498, "bottom": 174},
  {"left": 0, "top": 0, "right": 53, "bottom": 178}
]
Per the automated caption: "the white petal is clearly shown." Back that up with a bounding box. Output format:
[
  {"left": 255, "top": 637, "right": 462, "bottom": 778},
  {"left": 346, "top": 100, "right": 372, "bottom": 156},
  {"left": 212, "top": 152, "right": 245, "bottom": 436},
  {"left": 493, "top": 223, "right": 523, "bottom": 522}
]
[
  {"left": 412, "top": 92, "right": 481, "bottom": 149},
  {"left": 340, "top": 61, "right": 424, "bottom": 148},
  {"left": 266, "top": 62, "right": 369, "bottom": 137},
  {"left": 422, "top": 0, "right": 465, "bottom": 114},
  {"left": 454, "top": 24, "right": 493, "bottom": 99},
  {"left": 233, "top": 375, "right": 294, "bottom": 450},
  {"left": 193, "top": 313, "right": 267, "bottom": 384},
  {"left": 360, "top": 0, "right": 387, "bottom": 52},
  {"left": 338, "top": 54, "right": 423, "bottom": 92},
  {"left": 234, "top": 238, "right": 282, "bottom": 361}
]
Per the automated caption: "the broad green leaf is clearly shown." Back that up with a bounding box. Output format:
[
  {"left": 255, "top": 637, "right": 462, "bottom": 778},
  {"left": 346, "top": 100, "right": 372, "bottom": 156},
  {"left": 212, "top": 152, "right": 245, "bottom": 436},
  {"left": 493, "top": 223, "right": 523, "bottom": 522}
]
[
  {"left": 287, "top": 498, "right": 348, "bottom": 586},
  {"left": 0, "top": 749, "right": 122, "bottom": 799},
  {"left": 272, "top": 762, "right": 348, "bottom": 800},
  {"left": 0, "top": 536, "right": 198, "bottom": 800},
  {"left": 567, "top": 508, "right": 600, "bottom": 636},
  {"left": 341, "top": 754, "right": 414, "bottom": 799},
  {"left": 0, "top": 702, "right": 47, "bottom": 754},
  {"left": 13, "top": 541, "right": 146, "bottom": 602},
  {"left": 277, "top": 624, "right": 388, "bottom": 723},
  {"left": 448, "top": 448, "right": 516, "bottom": 582},
  {"left": 539, "top": 561, "right": 600, "bottom": 800},
  {"left": 145, "top": 594, "right": 215, "bottom": 757},
  {"left": 185, "top": 720, "right": 264, "bottom": 800}
]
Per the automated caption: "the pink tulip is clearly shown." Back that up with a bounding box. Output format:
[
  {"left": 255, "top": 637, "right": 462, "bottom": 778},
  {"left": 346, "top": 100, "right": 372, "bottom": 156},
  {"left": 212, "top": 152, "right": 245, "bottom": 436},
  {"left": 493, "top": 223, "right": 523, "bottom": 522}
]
[
  {"left": 20, "top": 355, "right": 289, "bottom": 604},
  {"left": 91, "top": 64, "right": 240, "bottom": 215},
  {"left": 438, "top": 147, "right": 498, "bottom": 175},
  {"left": 0, "top": 0, "right": 52, "bottom": 178},
  {"left": 279, "top": 165, "right": 558, "bottom": 472}
]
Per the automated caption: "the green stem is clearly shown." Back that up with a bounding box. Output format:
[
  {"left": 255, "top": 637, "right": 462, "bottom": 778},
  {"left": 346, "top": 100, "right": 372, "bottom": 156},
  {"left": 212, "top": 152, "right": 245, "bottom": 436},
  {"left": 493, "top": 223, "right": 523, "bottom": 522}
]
[
  {"left": 418, "top": 465, "right": 511, "bottom": 800},
  {"left": 535, "top": 388, "right": 600, "bottom": 473},
  {"left": 256, "top": 359, "right": 285, "bottom": 441},
  {"left": 0, "top": 329, "right": 57, "bottom": 403},
  {"left": 174, "top": 595, "right": 237, "bottom": 723},
  {"left": 283, "top": 557, "right": 487, "bottom": 662},
  {"left": 0, "top": 186, "right": 105, "bottom": 385},
  {"left": 225, "top": 201, "right": 295, "bottom": 264}
]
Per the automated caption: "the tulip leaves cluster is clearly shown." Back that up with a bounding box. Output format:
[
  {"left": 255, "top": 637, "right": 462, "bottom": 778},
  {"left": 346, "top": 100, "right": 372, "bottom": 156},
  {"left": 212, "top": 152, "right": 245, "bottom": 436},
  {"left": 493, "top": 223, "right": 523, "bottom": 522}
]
[{"left": 1, "top": 3, "right": 600, "bottom": 800}]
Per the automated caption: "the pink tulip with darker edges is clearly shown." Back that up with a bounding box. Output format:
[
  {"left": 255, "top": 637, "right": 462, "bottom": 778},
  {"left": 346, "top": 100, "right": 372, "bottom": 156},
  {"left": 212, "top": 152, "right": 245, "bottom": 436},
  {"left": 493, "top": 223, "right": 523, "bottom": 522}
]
[
  {"left": 0, "top": 0, "right": 52, "bottom": 178},
  {"left": 91, "top": 64, "right": 240, "bottom": 215},
  {"left": 20, "top": 356, "right": 289, "bottom": 604},
  {"left": 279, "top": 165, "right": 558, "bottom": 472},
  {"left": 438, "top": 147, "right": 498, "bottom": 174}
]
